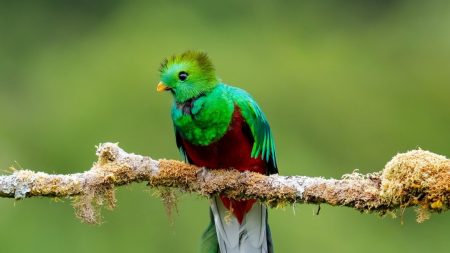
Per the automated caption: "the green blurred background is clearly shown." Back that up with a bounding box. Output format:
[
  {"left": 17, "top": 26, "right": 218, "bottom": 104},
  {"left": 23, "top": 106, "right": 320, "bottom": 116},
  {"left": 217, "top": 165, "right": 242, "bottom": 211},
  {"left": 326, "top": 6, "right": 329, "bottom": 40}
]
[{"left": 0, "top": 1, "right": 449, "bottom": 252}]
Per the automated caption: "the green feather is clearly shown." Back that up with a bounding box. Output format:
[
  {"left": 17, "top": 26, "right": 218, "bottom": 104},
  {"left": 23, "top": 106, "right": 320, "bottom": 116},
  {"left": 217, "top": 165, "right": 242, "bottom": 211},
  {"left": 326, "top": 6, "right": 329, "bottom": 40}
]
[
  {"left": 171, "top": 85, "right": 234, "bottom": 146},
  {"left": 231, "top": 86, "right": 278, "bottom": 172}
]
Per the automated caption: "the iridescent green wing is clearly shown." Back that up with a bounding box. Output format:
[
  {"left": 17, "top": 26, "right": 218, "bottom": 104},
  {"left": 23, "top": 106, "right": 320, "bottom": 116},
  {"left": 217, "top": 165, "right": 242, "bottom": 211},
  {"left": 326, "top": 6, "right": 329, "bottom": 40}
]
[{"left": 230, "top": 86, "right": 278, "bottom": 174}]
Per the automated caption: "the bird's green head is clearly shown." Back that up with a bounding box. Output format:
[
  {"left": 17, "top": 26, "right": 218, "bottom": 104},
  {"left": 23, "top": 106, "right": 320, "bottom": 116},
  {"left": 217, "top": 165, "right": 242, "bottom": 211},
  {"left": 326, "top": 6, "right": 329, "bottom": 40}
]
[{"left": 157, "top": 51, "right": 219, "bottom": 103}]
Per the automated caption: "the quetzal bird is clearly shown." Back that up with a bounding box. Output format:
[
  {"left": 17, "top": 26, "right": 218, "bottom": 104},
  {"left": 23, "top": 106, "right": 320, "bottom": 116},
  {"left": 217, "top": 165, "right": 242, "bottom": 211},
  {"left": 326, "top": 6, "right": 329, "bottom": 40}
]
[{"left": 157, "top": 51, "right": 277, "bottom": 253}]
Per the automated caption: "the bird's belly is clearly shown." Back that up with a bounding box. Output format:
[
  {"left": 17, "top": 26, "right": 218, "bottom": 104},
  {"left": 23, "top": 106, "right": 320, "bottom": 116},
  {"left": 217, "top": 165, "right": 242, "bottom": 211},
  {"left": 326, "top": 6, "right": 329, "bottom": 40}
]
[{"left": 181, "top": 109, "right": 266, "bottom": 174}]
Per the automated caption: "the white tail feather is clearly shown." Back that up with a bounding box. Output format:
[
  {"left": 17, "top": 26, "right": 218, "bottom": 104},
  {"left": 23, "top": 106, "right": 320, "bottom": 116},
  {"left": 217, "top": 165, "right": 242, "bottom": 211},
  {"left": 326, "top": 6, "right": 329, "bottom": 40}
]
[{"left": 211, "top": 197, "right": 268, "bottom": 253}]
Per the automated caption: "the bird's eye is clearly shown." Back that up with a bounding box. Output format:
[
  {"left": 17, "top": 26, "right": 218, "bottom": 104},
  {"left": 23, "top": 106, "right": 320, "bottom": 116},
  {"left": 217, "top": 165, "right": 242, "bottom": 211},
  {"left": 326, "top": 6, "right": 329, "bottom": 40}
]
[{"left": 178, "top": 71, "right": 189, "bottom": 81}]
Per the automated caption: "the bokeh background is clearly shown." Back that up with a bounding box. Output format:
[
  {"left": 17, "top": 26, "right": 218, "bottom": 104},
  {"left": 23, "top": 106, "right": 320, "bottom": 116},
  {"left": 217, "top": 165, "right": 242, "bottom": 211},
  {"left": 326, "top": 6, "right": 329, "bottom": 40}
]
[{"left": 0, "top": 1, "right": 449, "bottom": 252}]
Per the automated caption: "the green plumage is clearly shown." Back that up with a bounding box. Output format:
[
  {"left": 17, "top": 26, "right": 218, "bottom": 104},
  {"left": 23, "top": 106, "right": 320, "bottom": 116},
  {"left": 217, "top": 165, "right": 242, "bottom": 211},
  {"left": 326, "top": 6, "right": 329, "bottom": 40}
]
[
  {"left": 160, "top": 50, "right": 276, "bottom": 167},
  {"left": 230, "top": 87, "right": 277, "bottom": 165},
  {"left": 171, "top": 85, "right": 234, "bottom": 146},
  {"left": 160, "top": 51, "right": 218, "bottom": 103},
  {"left": 170, "top": 83, "right": 276, "bottom": 168}
]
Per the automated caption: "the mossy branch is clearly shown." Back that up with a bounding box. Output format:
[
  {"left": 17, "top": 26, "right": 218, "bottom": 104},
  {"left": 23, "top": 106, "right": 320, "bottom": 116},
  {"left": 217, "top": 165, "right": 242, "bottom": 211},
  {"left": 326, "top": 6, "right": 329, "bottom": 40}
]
[{"left": 0, "top": 143, "right": 448, "bottom": 224}]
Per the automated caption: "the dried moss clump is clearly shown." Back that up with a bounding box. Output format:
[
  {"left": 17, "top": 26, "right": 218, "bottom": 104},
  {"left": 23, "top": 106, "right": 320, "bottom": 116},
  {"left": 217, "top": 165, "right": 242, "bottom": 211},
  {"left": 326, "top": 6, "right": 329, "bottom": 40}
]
[
  {"left": 71, "top": 146, "right": 124, "bottom": 224},
  {"left": 72, "top": 183, "right": 116, "bottom": 224},
  {"left": 380, "top": 150, "right": 449, "bottom": 222}
]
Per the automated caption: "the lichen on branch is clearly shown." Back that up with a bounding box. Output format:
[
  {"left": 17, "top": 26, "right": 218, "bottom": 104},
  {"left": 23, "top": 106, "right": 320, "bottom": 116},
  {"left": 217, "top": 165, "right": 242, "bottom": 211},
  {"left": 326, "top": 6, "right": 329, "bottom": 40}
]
[{"left": 0, "top": 143, "right": 448, "bottom": 224}]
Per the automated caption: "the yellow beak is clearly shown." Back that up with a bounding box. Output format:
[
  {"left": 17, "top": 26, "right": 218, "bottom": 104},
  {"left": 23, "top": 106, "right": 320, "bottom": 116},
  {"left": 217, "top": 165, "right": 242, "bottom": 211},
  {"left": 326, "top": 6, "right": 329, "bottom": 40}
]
[{"left": 157, "top": 82, "right": 170, "bottom": 92}]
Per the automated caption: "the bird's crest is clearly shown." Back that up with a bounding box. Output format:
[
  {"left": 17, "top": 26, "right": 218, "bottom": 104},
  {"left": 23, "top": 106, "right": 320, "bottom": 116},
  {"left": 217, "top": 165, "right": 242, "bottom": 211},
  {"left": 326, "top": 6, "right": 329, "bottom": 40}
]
[{"left": 159, "top": 50, "right": 215, "bottom": 75}]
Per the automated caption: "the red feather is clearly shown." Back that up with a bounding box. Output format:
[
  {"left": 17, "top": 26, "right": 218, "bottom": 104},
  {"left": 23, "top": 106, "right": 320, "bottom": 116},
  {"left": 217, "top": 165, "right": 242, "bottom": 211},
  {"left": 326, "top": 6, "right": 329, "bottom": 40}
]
[{"left": 181, "top": 106, "right": 268, "bottom": 223}]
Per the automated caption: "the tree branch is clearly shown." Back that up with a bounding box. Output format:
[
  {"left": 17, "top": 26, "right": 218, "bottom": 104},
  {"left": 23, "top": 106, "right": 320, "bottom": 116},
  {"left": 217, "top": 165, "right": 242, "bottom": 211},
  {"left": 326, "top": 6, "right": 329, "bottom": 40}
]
[{"left": 0, "top": 143, "right": 448, "bottom": 223}]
